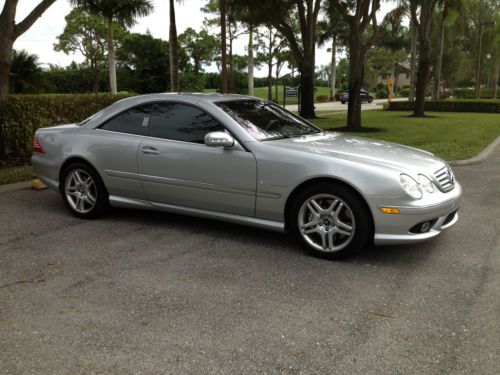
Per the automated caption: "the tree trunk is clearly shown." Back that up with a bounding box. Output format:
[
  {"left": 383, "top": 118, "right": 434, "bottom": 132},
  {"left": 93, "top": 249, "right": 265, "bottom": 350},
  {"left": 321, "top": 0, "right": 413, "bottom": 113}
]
[
  {"left": 346, "top": 28, "right": 364, "bottom": 129},
  {"left": 475, "top": 25, "right": 484, "bottom": 100},
  {"left": 267, "top": 58, "right": 273, "bottom": 101},
  {"left": 409, "top": 18, "right": 417, "bottom": 102},
  {"left": 0, "top": 3, "right": 16, "bottom": 160},
  {"left": 413, "top": 46, "right": 431, "bottom": 117},
  {"left": 248, "top": 26, "right": 254, "bottom": 96},
  {"left": 106, "top": 18, "right": 117, "bottom": 94},
  {"left": 493, "top": 56, "right": 499, "bottom": 99},
  {"left": 220, "top": 0, "right": 228, "bottom": 94},
  {"left": 169, "top": 0, "right": 179, "bottom": 92},
  {"left": 228, "top": 30, "right": 234, "bottom": 93},
  {"left": 330, "top": 38, "right": 337, "bottom": 101},
  {"left": 0, "top": 0, "right": 57, "bottom": 159},
  {"left": 432, "top": 9, "right": 447, "bottom": 101}
]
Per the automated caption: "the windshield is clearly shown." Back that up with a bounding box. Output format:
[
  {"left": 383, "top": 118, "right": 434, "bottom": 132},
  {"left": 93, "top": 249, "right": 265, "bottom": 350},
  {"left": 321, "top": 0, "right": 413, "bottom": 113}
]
[{"left": 216, "top": 100, "right": 321, "bottom": 141}]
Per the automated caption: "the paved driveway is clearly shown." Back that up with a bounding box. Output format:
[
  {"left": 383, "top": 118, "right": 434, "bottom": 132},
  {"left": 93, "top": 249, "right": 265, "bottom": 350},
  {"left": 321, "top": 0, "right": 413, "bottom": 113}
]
[
  {"left": 285, "top": 98, "right": 407, "bottom": 113},
  {"left": 1, "top": 148, "right": 499, "bottom": 375}
]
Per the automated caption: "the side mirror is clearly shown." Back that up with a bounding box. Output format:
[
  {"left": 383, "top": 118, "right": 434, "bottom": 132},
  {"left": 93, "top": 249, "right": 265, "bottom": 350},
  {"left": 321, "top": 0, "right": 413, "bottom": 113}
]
[{"left": 204, "top": 131, "right": 235, "bottom": 148}]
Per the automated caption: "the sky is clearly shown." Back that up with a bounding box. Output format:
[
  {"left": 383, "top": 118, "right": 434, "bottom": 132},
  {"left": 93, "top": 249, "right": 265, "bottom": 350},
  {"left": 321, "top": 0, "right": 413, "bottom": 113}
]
[{"left": 4, "top": 0, "right": 393, "bottom": 76}]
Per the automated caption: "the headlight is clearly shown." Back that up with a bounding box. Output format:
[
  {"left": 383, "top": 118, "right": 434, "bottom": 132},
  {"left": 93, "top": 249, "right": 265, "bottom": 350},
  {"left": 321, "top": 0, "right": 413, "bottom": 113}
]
[
  {"left": 400, "top": 174, "right": 423, "bottom": 199},
  {"left": 418, "top": 174, "right": 435, "bottom": 193}
]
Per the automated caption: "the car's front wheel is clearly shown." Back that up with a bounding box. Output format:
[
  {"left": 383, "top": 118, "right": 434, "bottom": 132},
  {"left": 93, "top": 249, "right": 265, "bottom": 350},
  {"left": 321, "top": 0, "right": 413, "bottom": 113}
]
[
  {"left": 61, "top": 163, "right": 109, "bottom": 219},
  {"left": 289, "top": 183, "right": 372, "bottom": 260}
]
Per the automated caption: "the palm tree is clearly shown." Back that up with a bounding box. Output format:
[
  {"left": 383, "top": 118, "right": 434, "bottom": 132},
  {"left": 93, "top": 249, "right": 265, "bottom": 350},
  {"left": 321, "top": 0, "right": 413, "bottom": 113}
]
[
  {"left": 169, "top": 0, "right": 182, "bottom": 92},
  {"left": 70, "top": 0, "right": 153, "bottom": 94},
  {"left": 317, "top": 7, "right": 347, "bottom": 101},
  {"left": 220, "top": 0, "right": 228, "bottom": 93},
  {"left": 432, "top": 0, "right": 467, "bottom": 100}
]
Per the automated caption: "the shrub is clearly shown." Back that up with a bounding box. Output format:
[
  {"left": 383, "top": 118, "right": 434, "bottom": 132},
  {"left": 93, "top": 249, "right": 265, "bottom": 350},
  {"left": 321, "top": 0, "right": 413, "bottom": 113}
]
[
  {"left": 376, "top": 87, "right": 388, "bottom": 99},
  {"left": 3, "top": 93, "right": 133, "bottom": 162},
  {"left": 316, "top": 95, "right": 330, "bottom": 103},
  {"left": 452, "top": 88, "right": 493, "bottom": 99},
  {"left": 385, "top": 100, "right": 500, "bottom": 113},
  {"left": 398, "top": 88, "right": 409, "bottom": 98}
]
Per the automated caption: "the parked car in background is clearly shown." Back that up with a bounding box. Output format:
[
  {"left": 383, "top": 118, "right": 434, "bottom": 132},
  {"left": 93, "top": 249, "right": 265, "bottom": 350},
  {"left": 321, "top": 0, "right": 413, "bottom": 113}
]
[
  {"left": 32, "top": 94, "right": 461, "bottom": 260},
  {"left": 340, "top": 89, "right": 374, "bottom": 104}
]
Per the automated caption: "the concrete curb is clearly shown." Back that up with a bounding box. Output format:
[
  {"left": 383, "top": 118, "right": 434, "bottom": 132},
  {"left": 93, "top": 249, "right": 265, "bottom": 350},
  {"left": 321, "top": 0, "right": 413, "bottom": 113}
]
[
  {"left": 448, "top": 135, "right": 500, "bottom": 166},
  {"left": 0, "top": 181, "right": 31, "bottom": 194}
]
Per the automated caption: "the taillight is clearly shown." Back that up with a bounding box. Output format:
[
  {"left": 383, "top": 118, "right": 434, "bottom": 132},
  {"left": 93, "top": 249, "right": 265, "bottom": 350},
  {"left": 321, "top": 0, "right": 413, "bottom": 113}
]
[{"left": 33, "top": 136, "right": 45, "bottom": 154}]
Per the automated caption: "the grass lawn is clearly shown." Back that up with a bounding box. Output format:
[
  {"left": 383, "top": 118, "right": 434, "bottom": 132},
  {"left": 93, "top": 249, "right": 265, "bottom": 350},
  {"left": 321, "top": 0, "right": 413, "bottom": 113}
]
[
  {"left": 310, "top": 111, "right": 500, "bottom": 161},
  {"left": 205, "top": 86, "right": 331, "bottom": 105},
  {"left": 0, "top": 164, "right": 33, "bottom": 185}
]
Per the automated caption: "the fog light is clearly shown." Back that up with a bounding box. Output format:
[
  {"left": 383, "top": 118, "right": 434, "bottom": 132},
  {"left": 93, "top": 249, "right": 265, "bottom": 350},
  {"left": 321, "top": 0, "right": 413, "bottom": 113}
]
[
  {"left": 420, "top": 221, "right": 432, "bottom": 233},
  {"left": 380, "top": 207, "right": 400, "bottom": 214}
]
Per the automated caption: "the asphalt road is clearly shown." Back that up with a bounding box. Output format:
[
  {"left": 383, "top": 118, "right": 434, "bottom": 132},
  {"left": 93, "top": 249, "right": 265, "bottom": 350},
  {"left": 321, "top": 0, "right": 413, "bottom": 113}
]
[{"left": 1, "top": 148, "right": 499, "bottom": 375}]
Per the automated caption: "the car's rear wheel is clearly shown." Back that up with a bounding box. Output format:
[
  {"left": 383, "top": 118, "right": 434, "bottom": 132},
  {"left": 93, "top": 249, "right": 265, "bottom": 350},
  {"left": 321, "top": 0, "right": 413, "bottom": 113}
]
[
  {"left": 368, "top": 97, "right": 373, "bottom": 103},
  {"left": 289, "top": 183, "right": 372, "bottom": 260},
  {"left": 61, "top": 163, "right": 109, "bottom": 219}
]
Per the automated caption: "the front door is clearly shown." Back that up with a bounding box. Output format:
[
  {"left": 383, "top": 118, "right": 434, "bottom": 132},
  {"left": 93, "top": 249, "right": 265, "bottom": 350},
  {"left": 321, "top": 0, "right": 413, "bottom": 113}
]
[{"left": 138, "top": 102, "right": 257, "bottom": 217}]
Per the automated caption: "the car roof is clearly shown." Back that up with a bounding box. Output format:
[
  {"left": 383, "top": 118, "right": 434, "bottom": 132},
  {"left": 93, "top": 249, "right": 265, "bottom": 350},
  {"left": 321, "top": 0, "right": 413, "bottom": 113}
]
[
  {"left": 118, "top": 92, "right": 257, "bottom": 105},
  {"left": 80, "top": 93, "right": 260, "bottom": 128}
]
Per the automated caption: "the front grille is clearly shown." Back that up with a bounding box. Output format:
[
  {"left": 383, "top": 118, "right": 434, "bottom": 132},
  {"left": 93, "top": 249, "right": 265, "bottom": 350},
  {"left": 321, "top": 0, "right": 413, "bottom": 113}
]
[{"left": 433, "top": 166, "right": 455, "bottom": 192}]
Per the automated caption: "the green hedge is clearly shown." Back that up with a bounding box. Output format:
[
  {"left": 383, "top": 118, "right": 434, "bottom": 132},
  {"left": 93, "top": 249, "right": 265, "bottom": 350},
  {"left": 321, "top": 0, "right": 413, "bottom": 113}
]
[
  {"left": 385, "top": 100, "right": 500, "bottom": 113},
  {"left": 452, "top": 88, "right": 494, "bottom": 99},
  {"left": 3, "top": 93, "right": 133, "bottom": 162}
]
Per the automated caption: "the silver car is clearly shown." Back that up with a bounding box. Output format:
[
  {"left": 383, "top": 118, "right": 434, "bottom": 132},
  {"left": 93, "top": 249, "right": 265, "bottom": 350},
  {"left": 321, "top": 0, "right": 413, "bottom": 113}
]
[{"left": 32, "top": 94, "right": 462, "bottom": 259}]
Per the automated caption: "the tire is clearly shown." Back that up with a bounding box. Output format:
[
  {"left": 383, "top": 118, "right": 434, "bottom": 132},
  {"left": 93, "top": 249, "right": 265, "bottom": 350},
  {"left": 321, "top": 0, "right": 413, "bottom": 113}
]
[
  {"left": 60, "top": 162, "right": 109, "bottom": 219},
  {"left": 341, "top": 101, "right": 346, "bottom": 104},
  {"left": 289, "top": 182, "right": 372, "bottom": 260},
  {"left": 368, "top": 97, "right": 373, "bottom": 103}
]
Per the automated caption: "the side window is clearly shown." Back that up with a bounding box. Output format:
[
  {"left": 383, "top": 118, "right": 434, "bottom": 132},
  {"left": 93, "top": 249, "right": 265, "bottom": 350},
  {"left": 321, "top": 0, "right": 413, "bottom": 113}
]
[
  {"left": 150, "top": 103, "right": 225, "bottom": 143},
  {"left": 100, "top": 105, "right": 151, "bottom": 136}
]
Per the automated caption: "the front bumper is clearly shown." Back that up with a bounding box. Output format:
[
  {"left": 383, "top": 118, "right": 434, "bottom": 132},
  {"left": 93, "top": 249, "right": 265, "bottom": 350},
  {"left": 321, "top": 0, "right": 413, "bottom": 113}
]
[{"left": 370, "top": 182, "right": 462, "bottom": 245}]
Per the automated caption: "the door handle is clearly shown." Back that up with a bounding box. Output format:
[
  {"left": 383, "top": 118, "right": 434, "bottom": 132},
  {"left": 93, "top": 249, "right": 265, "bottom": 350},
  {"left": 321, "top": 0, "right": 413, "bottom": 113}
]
[{"left": 141, "top": 146, "right": 159, "bottom": 155}]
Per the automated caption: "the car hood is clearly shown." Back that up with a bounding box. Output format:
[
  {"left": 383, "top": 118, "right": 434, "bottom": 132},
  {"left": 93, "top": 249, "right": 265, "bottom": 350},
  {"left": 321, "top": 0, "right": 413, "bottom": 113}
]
[{"left": 267, "top": 132, "right": 446, "bottom": 173}]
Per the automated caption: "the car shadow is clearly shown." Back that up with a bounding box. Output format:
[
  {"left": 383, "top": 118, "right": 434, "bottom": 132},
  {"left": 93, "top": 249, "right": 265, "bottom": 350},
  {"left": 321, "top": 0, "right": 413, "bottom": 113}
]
[{"left": 106, "top": 206, "right": 436, "bottom": 266}]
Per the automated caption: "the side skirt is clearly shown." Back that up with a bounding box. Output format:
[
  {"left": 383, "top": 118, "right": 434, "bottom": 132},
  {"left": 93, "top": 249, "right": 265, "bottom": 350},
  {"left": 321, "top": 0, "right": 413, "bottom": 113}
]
[{"left": 108, "top": 195, "right": 286, "bottom": 233}]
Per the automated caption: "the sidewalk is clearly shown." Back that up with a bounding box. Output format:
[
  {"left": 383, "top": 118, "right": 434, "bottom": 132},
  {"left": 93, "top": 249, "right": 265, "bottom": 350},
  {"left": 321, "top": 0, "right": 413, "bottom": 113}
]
[{"left": 285, "top": 97, "right": 408, "bottom": 112}]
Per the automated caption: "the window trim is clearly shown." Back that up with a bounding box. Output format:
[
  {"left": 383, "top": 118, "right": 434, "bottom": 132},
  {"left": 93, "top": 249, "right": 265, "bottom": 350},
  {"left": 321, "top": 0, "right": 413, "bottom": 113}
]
[
  {"left": 96, "top": 100, "right": 250, "bottom": 151},
  {"left": 97, "top": 103, "right": 153, "bottom": 137}
]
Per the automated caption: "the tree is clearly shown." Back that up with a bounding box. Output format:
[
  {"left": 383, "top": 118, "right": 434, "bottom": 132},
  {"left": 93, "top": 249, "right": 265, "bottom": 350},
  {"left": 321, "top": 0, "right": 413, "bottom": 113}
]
[
  {"left": 235, "top": 0, "right": 322, "bottom": 118},
  {"left": 431, "top": 0, "right": 467, "bottom": 100},
  {"left": 220, "top": 0, "right": 228, "bottom": 93},
  {"left": 317, "top": 5, "right": 348, "bottom": 101},
  {"left": 178, "top": 28, "right": 218, "bottom": 75},
  {"left": 54, "top": 8, "right": 126, "bottom": 93},
  {"left": 409, "top": 0, "right": 439, "bottom": 116},
  {"left": 203, "top": 0, "right": 248, "bottom": 93},
  {"left": 169, "top": 0, "right": 183, "bottom": 92},
  {"left": 378, "top": 6, "right": 410, "bottom": 97},
  {"left": 117, "top": 32, "right": 170, "bottom": 93},
  {"left": 70, "top": 0, "right": 153, "bottom": 95},
  {"left": 9, "top": 50, "right": 43, "bottom": 94},
  {"left": 331, "top": 0, "right": 381, "bottom": 129},
  {"left": 0, "top": 0, "right": 57, "bottom": 159},
  {"left": 256, "top": 25, "right": 287, "bottom": 101}
]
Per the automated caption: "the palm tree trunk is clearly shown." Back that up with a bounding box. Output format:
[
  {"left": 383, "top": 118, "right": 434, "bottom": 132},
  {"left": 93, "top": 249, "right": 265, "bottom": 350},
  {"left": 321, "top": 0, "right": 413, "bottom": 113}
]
[
  {"left": 409, "top": 18, "right": 417, "bottom": 102},
  {"left": 248, "top": 26, "right": 254, "bottom": 96},
  {"left": 493, "top": 56, "right": 499, "bottom": 99},
  {"left": 432, "top": 9, "right": 447, "bottom": 101},
  {"left": 220, "top": 0, "right": 228, "bottom": 94},
  {"left": 330, "top": 38, "right": 337, "bottom": 101},
  {"left": 106, "top": 17, "right": 117, "bottom": 95},
  {"left": 169, "top": 0, "right": 179, "bottom": 92}
]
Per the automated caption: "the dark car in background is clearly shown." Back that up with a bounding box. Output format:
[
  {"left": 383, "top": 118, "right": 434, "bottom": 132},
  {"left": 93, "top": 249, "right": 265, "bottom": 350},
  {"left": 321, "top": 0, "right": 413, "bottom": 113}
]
[{"left": 340, "top": 89, "right": 374, "bottom": 104}]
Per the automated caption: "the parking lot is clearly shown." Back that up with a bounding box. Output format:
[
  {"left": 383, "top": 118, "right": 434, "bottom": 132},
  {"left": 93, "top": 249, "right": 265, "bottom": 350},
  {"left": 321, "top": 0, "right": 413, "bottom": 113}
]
[{"left": 1, "top": 148, "right": 499, "bottom": 375}]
